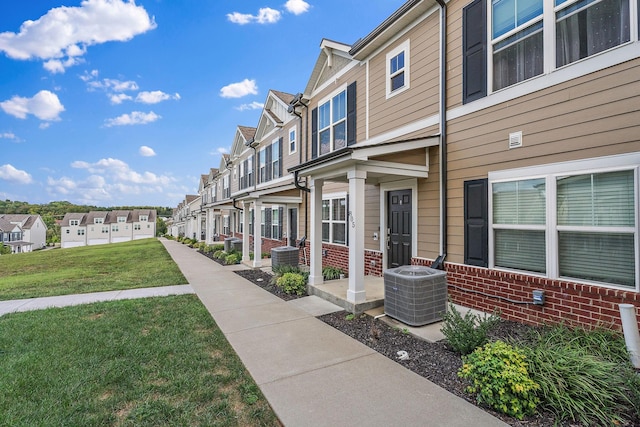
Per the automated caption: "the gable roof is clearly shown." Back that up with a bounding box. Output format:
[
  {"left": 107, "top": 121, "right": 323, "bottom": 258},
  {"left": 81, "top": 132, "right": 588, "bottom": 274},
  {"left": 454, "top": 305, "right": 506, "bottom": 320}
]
[
  {"left": 0, "top": 214, "right": 41, "bottom": 229},
  {"left": 303, "top": 39, "right": 353, "bottom": 97},
  {"left": 231, "top": 126, "right": 257, "bottom": 156},
  {"left": 0, "top": 217, "right": 20, "bottom": 233},
  {"left": 254, "top": 89, "right": 296, "bottom": 143}
]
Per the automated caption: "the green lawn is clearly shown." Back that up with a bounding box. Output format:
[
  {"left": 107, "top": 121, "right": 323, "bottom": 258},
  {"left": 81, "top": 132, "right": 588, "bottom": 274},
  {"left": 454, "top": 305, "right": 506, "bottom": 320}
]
[
  {"left": 0, "top": 239, "right": 187, "bottom": 300},
  {"left": 0, "top": 295, "right": 279, "bottom": 427}
]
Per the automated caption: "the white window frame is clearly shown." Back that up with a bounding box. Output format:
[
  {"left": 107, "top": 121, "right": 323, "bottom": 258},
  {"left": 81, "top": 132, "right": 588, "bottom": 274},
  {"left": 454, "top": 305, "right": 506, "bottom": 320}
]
[
  {"left": 259, "top": 148, "right": 267, "bottom": 183},
  {"left": 289, "top": 127, "right": 297, "bottom": 155},
  {"left": 322, "top": 192, "right": 347, "bottom": 246},
  {"left": 317, "top": 85, "right": 348, "bottom": 156},
  {"left": 70, "top": 220, "right": 79, "bottom": 226},
  {"left": 272, "top": 207, "right": 280, "bottom": 239},
  {"left": 488, "top": 153, "right": 640, "bottom": 291},
  {"left": 139, "top": 215, "right": 148, "bottom": 222},
  {"left": 94, "top": 218, "right": 103, "bottom": 224},
  {"left": 386, "top": 39, "right": 411, "bottom": 98},
  {"left": 486, "top": 0, "right": 638, "bottom": 94},
  {"left": 117, "top": 216, "right": 126, "bottom": 223}
]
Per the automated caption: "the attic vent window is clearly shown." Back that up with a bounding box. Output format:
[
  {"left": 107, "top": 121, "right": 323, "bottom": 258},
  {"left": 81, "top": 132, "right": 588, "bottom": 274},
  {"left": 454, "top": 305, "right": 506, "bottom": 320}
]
[{"left": 509, "top": 131, "right": 523, "bottom": 149}]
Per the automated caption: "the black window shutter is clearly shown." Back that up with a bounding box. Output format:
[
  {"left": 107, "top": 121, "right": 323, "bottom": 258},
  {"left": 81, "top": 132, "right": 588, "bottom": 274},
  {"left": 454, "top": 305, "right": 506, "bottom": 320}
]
[
  {"left": 346, "top": 82, "right": 357, "bottom": 146},
  {"left": 278, "top": 137, "right": 283, "bottom": 177},
  {"left": 249, "top": 209, "right": 254, "bottom": 236},
  {"left": 464, "top": 178, "right": 488, "bottom": 267},
  {"left": 462, "top": 0, "right": 487, "bottom": 104},
  {"left": 278, "top": 207, "right": 283, "bottom": 240},
  {"left": 265, "top": 208, "right": 272, "bottom": 239},
  {"left": 266, "top": 145, "right": 272, "bottom": 181},
  {"left": 311, "top": 107, "right": 318, "bottom": 159}
]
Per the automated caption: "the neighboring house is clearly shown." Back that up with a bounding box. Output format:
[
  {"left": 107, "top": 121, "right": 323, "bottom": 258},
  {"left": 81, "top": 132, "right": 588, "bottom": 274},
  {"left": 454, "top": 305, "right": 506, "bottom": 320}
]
[
  {"left": 0, "top": 214, "right": 48, "bottom": 251},
  {"left": 0, "top": 214, "right": 47, "bottom": 253},
  {"left": 60, "top": 210, "right": 157, "bottom": 248},
  {"left": 170, "top": 0, "right": 640, "bottom": 329},
  {"left": 85, "top": 211, "right": 110, "bottom": 246}
]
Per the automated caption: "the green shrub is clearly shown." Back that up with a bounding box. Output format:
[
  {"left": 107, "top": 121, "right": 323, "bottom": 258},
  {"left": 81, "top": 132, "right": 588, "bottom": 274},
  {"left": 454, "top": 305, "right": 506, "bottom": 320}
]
[
  {"left": 271, "top": 265, "right": 309, "bottom": 286},
  {"left": 213, "top": 250, "right": 226, "bottom": 260},
  {"left": 211, "top": 243, "right": 224, "bottom": 252},
  {"left": 275, "top": 272, "right": 307, "bottom": 295},
  {"left": 440, "top": 302, "right": 500, "bottom": 355},
  {"left": 459, "top": 340, "right": 540, "bottom": 420},
  {"left": 261, "top": 252, "right": 271, "bottom": 259},
  {"left": 224, "top": 253, "right": 241, "bottom": 265},
  {"left": 522, "top": 325, "right": 637, "bottom": 426},
  {"left": 322, "top": 266, "right": 344, "bottom": 280}
]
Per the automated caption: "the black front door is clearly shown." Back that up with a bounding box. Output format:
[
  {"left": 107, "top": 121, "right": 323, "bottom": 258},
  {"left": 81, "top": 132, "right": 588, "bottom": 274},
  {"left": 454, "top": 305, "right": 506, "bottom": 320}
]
[{"left": 388, "top": 189, "right": 412, "bottom": 268}]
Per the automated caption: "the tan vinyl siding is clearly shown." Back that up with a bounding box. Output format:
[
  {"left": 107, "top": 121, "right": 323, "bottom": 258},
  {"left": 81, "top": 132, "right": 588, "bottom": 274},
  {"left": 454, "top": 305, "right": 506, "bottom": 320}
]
[
  {"left": 446, "top": 0, "right": 465, "bottom": 109},
  {"left": 445, "top": 58, "right": 640, "bottom": 263},
  {"left": 416, "top": 146, "right": 441, "bottom": 258},
  {"left": 364, "top": 184, "right": 380, "bottom": 251},
  {"left": 367, "top": 14, "right": 440, "bottom": 140}
]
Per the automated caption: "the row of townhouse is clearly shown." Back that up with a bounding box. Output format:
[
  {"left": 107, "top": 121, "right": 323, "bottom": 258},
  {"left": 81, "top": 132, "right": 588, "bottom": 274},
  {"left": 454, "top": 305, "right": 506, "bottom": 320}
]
[
  {"left": 170, "top": 0, "right": 640, "bottom": 329},
  {"left": 60, "top": 210, "right": 156, "bottom": 248},
  {"left": 0, "top": 214, "right": 48, "bottom": 253}
]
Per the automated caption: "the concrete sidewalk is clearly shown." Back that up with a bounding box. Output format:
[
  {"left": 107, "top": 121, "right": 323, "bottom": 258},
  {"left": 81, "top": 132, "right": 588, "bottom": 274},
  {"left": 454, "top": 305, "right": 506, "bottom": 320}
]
[
  {"left": 160, "top": 239, "right": 509, "bottom": 427},
  {"left": 0, "top": 284, "right": 194, "bottom": 316}
]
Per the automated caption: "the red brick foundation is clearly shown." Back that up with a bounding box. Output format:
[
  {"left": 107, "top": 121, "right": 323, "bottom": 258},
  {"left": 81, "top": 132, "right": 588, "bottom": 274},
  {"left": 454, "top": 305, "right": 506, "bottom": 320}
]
[
  {"left": 413, "top": 257, "right": 640, "bottom": 331},
  {"left": 296, "top": 242, "right": 383, "bottom": 277}
]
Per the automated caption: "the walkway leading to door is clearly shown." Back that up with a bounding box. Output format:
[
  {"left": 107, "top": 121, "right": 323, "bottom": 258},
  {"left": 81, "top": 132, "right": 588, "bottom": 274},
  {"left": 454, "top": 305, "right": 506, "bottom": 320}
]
[{"left": 160, "top": 239, "right": 508, "bottom": 427}]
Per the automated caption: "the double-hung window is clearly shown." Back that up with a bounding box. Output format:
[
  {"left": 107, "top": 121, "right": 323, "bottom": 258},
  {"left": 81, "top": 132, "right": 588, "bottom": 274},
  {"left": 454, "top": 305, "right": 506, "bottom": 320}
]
[
  {"left": 489, "top": 155, "right": 638, "bottom": 289},
  {"left": 318, "top": 90, "right": 346, "bottom": 155},
  {"left": 272, "top": 138, "right": 280, "bottom": 179},
  {"left": 386, "top": 40, "right": 410, "bottom": 97},
  {"left": 556, "top": 0, "right": 630, "bottom": 67},
  {"left": 322, "top": 195, "right": 347, "bottom": 245},
  {"left": 223, "top": 175, "right": 230, "bottom": 198},
  {"left": 289, "top": 128, "right": 296, "bottom": 154},
  {"left": 464, "top": 0, "right": 635, "bottom": 100},
  {"left": 491, "top": 0, "right": 544, "bottom": 90},
  {"left": 259, "top": 149, "right": 267, "bottom": 183}
]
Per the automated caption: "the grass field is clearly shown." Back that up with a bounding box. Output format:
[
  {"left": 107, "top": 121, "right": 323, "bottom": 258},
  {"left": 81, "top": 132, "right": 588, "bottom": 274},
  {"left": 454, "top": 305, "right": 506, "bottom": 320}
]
[
  {"left": 0, "top": 239, "right": 187, "bottom": 301},
  {"left": 0, "top": 295, "right": 279, "bottom": 426}
]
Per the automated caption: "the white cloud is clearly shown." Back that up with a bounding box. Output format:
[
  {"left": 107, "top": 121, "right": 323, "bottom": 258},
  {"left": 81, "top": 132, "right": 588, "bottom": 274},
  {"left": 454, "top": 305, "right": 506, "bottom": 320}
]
[
  {"left": 110, "top": 93, "right": 133, "bottom": 104},
  {"left": 236, "top": 101, "right": 264, "bottom": 111},
  {"left": 0, "top": 164, "right": 33, "bottom": 184},
  {"left": 220, "top": 79, "right": 258, "bottom": 98},
  {"left": 227, "top": 7, "right": 281, "bottom": 24},
  {"left": 72, "top": 158, "right": 172, "bottom": 185},
  {"left": 135, "top": 91, "right": 180, "bottom": 104},
  {"left": 80, "top": 69, "right": 99, "bottom": 82},
  {"left": 139, "top": 146, "right": 156, "bottom": 157},
  {"left": 216, "top": 147, "right": 229, "bottom": 155},
  {"left": 226, "top": 12, "right": 254, "bottom": 25},
  {"left": 0, "top": 132, "right": 21, "bottom": 142},
  {"left": 87, "top": 78, "right": 139, "bottom": 92},
  {"left": 0, "top": 90, "right": 65, "bottom": 121},
  {"left": 285, "top": 0, "right": 311, "bottom": 15},
  {"left": 104, "top": 111, "right": 160, "bottom": 127},
  {"left": 0, "top": 0, "right": 156, "bottom": 73}
]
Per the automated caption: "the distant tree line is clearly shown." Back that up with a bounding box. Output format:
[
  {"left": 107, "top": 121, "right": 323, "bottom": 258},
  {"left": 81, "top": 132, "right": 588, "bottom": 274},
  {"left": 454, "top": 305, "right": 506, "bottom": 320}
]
[{"left": 0, "top": 200, "right": 172, "bottom": 243}]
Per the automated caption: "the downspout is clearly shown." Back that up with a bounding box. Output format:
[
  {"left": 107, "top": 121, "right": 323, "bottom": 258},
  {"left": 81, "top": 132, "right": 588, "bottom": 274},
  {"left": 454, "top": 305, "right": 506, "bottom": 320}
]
[
  {"left": 289, "top": 96, "right": 311, "bottom": 244},
  {"left": 432, "top": 0, "right": 448, "bottom": 269}
]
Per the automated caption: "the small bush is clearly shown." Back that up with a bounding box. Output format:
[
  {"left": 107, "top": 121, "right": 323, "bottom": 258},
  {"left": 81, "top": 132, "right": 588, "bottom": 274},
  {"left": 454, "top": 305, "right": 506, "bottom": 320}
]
[
  {"left": 211, "top": 243, "right": 224, "bottom": 252},
  {"left": 224, "top": 253, "right": 241, "bottom": 265},
  {"left": 213, "top": 250, "right": 226, "bottom": 260},
  {"left": 440, "top": 302, "right": 500, "bottom": 355},
  {"left": 271, "top": 265, "right": 309, "bottom": 286},
  {"left": 459, "top": 340, "right": 540, "bottom": 420},
  {"left": 322, "top": 266, "right": 344, "bottom": 280},
  {"left": 275, "top": 272, "right": 307, "bottom": 295}
]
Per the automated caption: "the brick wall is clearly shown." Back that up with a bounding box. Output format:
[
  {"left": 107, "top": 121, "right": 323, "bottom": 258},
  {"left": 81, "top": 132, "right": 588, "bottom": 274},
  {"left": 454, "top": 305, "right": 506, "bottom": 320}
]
[
  {"left": 413, "top": 257, "right": 640, "bottom": 331},
  {"left": 296, "top": 242, "right": 383, "bottom": 277},
  {"left": 232, "top": 232, "right": 287, "bottom": 256}
]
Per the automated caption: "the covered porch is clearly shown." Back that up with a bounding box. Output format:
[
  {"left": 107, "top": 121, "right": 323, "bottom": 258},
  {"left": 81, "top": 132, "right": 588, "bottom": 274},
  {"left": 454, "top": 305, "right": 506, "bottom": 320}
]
[{"left": 290, "top": 136, "right": 437, "bottom": 312}]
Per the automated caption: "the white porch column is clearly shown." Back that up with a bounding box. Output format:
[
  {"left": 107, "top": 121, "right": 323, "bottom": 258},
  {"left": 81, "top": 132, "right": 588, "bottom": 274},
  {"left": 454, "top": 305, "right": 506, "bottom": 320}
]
[
  {"left": 347, "top": 169, "right": 366, "bottom": 304},
  {"left": 242, "top": 201, "right": 251, "bottom": 262},
  {"left": 252, "top": 200, "right": 262, "bottom": 268},
  {"left": 309, "top": 177, "right": 324, "bottom": 286}
]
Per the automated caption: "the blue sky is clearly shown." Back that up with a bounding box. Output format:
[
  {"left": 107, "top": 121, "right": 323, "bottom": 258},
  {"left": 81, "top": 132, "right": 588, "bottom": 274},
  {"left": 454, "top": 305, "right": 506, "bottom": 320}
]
[{"left": 0, "top": 0, "right": 406, "bottom": 208}]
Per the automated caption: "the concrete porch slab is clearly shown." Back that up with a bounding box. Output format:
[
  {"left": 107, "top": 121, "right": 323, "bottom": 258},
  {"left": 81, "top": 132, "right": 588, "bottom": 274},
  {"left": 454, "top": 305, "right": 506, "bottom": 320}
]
[
  {"left": 286, "top": 295, "right": 344, "bottom": 317},
  {"left": 308, "top": 276, "right": 384, "bottom": 314}
]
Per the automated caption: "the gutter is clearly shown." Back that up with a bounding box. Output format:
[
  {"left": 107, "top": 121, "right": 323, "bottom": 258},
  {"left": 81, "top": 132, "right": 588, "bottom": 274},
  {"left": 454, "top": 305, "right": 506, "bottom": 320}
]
[{"left": 432, "top": 0, "right": 448, "bottom": 269}]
